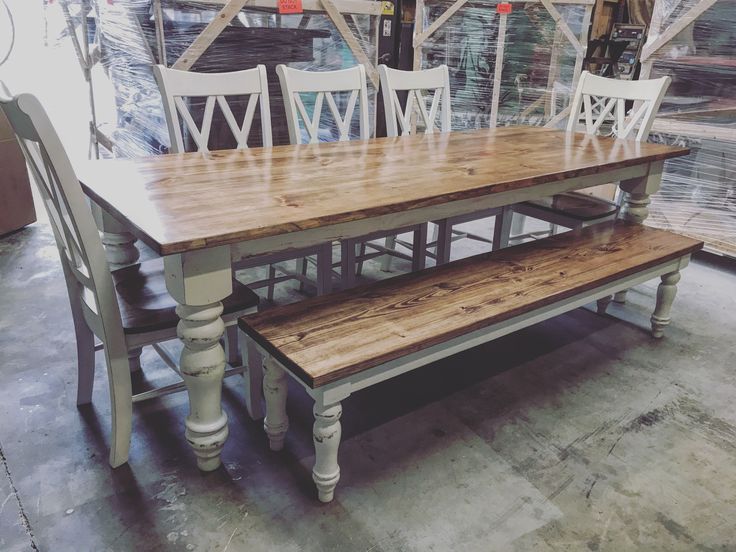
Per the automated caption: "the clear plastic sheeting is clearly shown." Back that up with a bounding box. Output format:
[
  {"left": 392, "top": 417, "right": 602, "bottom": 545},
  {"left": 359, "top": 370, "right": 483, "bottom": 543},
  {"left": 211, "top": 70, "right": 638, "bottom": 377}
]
[
  {"left": 642, "top": 0, "right": 736, "bottom": 256},
  {"left": 648, "top": 133, "right": 736, "bottom": 256},
  {"left": 417, "top": 0, "right": 588, "bottom": 130},
  {"left": 45, "top": 0, "right": 380, "bottom": 157}
]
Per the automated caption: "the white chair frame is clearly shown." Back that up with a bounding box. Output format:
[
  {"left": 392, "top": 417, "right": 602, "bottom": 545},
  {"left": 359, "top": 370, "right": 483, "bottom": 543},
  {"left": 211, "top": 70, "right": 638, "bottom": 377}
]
[
  {"left": 0, "top": 91, "right": 258, "bottom": 468},
  {"left": 276, "top": 64, "right": 427, "bottom": 288},
  {"left": 378, "top": 64, "right": 506, "bottom": 266},
  {"left": 154, "top": 65, "right": 333, "bottom": 302},
  {"left": 500, "top": 71, "right": 672, "bottom": 248}
]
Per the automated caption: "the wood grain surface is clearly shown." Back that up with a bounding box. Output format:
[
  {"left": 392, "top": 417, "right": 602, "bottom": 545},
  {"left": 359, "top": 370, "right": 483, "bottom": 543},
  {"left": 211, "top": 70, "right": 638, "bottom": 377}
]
[
  {"left": 239, "top": 222, "right": 703, "bottom": 388},
  {"left": 77, "top": 127, "right": 689, "bottom": 256}
]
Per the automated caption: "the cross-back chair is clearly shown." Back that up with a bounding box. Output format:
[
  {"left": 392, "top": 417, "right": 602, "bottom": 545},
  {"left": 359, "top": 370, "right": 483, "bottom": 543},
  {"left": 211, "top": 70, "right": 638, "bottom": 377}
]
[
  {"left": 0, "top": 91, "right": 260, "bottom": 468},
  {"left": 153, "top": 65, "right": 333, "bottom": 303},
  {"left": 378, "top": 64, "right": 507, "bottom": 267},
  {"left": 276, "top": 64, "right": 428, "bottom": 288},
  {"left": 499, "top": 71, "right": 672, "bottom": 248}
]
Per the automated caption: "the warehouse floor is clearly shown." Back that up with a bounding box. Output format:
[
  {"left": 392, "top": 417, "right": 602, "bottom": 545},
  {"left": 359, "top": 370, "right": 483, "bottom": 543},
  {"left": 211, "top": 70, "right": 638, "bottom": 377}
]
[{"left": 1, "top": 210, "right": 735, "bottom": 552}]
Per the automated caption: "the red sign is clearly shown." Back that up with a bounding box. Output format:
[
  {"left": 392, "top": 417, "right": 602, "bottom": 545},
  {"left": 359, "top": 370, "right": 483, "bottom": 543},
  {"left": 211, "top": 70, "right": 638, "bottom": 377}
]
[
  {"left": 496, "top": 2, "right": 512, "bottom": 13},
  {"left": 278, "top": 0, "right": 303, "bottom": 13}
]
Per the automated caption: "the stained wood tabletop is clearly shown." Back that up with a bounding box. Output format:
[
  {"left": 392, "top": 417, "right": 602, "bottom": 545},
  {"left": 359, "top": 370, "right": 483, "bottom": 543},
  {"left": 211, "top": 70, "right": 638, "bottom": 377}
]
[
  {"left": 77, "top": 127, "right": 690, "bottom": 256},
  {"left": 239, "top": 222, "right": 703, "bottom": 388}
]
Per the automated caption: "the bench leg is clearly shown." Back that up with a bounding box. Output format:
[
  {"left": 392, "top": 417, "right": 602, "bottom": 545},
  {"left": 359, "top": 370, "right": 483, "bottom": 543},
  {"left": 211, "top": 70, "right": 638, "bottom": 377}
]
[
  {"left": 613, "top": 290, "right": 628, "bottom": 303},
  {"left": 596, "top": 295, "right": 613, "bottom": 314},
  {"left": 313, "top": 400, "right": 342, "bottom": 503},
  {"left": 651, "top": 270, "right": 681, "bottom": 339},
  {"left": 263, "top": 358, "right": 289, "bottom": 451}
]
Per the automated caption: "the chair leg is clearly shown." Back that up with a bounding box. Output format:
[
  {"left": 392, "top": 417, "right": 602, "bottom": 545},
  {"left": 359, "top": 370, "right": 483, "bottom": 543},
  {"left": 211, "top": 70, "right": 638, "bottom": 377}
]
[
  {"left": 356, "top": 242, "right": 366, "bottom": 277},
  {"left": 597, "top": 295, "right": 613, "bottom": 314},
  {"left": 297, "top": 257, "right": 308, "bottom": 292},
  {"left": 105, "top": 353, "right": 134, "bottom": 468},
  {"left": 263, "top": 357, "right": 289, "bottom": 450},
  {"left": 239, "top": 333, "right": 264, "bottom": 420},
  {"left": 651, "top": 270, "right": 681, "bottom": 338},
  {"left": 340, "top": 240, "right": 357, "bottom": 289},
  {"left": 312, "top": 399, "right": 342, "bottom": 503},
  {"left": 75, "top": 319, "right": 96, "bottom": 406},
  {"left": 492, "top": 207, "right": 513, "bottom": 250},
  {"left": 224, "top": 324, "right": 241, "bottom": 366},
  {"left": 435, "top": 220, "right": 452, "bottom": 265},
  {"left": 510, "top": 212, "right": 526, "bottom": 242},
  {"left": 128, "top": 347, "right": 142, "bottom": 373},
  {"left": 267, "top": 264, "right": 277, "bottom": 302},
  {"left": 380, "top": 235, "right": 397, "bottom": 272},
  {"left": 412, "top": 224, "right": 428, "bottom": 271},
  {"left": 316, "top": 243, "right": 332, "bottom": 296}
]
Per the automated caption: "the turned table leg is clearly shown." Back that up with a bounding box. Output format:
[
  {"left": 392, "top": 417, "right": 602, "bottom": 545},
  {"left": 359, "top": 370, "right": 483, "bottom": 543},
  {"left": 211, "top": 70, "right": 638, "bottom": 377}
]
[
  {"left": 618, "top": 162, "right": 664, "bottom": 306},
  {"left": 313, "top": 400, "right": 342, "bottom": 503},
  {"left": 263, "top": 357, "right": 289, "bottom": 450},
  {"left": 92, "top": 203, "right": 140, "bottom": 270},
  {"left": 651, "top": 270, "right": 681, "bottom": 338},
  {"left": 164, "top": 246, "right": 232, "bottom": 471}
]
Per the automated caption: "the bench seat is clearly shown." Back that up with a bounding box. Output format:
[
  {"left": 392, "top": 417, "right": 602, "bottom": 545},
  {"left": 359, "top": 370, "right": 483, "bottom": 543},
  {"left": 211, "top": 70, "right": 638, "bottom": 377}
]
[{"left": 238, "top": 221, "right": 702, "bottom": 502}]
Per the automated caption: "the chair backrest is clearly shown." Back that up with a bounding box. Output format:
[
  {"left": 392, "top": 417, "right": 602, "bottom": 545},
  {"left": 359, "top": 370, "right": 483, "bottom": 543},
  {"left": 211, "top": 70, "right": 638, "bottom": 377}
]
[
  {"left": 153, "top": 65, "right": 272, "bottom": 153},
  {"left": 276, "top": 64, "right": 369, "bottom": 145},
  {"left": 0, "top": 91, "right": 127, "bottom": 356},
  {"left": 379, "top": 65, "right": 451, "bottom": 137},
  {"left": 566, "top": 71, "right": 671, "bottom": 141}
]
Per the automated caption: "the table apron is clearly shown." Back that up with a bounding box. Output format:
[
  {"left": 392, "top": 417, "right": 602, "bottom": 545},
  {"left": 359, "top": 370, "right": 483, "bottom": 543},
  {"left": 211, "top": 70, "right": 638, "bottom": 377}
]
[{"left": 231, "top": 162, "right": 654, "bottom": 262}]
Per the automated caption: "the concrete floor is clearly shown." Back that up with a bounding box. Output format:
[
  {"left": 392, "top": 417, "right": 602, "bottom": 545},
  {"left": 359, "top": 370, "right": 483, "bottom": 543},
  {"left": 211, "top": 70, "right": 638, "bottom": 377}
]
[{"left": 1, "top": 213, "right": 735, "bottom": 552}]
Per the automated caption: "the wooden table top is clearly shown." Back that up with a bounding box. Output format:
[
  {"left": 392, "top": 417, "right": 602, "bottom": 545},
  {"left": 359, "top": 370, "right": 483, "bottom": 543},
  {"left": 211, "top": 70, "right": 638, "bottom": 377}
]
[{"left": 77, "top": 126, "right": 689, "bottom": 256}]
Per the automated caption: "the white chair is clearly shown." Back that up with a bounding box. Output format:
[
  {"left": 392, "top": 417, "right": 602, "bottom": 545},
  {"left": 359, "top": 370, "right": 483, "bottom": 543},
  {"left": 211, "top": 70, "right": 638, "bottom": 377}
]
[
  {"left": 0, "top": 90, "right": 260, "bottom": 468},
  {"left": 378, "top": 64, "right": 506, "bottom": 266},
  {"left": 276, "top": 64, "right": 428, "bottom": 287},
  {"left": 153, "top": 65, "right": 333, "bottom": 301},
  {"left": 498, "top": 71, "right": 672, "bottom": 247}
]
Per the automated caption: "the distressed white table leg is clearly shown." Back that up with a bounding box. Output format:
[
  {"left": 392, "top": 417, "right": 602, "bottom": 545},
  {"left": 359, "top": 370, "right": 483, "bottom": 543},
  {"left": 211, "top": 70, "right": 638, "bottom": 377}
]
[
  {"left": 263, "top": 357, "right": 289, "bottom": 451},
  {"left": 651, "top": 270, "right": 681, "bottom": 338},
  {"left": 618, "top": 161, "right": 665, "bottom": 306},
  {"left": 596, "top": 295, "right": 613, "bottom": 314},
  {"left": 164, "top": 246, "right": 232, "bottom": 471},
  {"left": 91, "top": 203, "right": 140, "bottom": 270},
  {"left": 312, "top": 399, "right": 342, "bottom": 503}
]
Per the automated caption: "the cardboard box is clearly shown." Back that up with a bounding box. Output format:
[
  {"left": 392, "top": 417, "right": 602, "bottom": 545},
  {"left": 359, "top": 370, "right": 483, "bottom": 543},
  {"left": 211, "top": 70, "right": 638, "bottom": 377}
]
[{"left": 0, "top": 110, "right": 36, "bottom": 235}]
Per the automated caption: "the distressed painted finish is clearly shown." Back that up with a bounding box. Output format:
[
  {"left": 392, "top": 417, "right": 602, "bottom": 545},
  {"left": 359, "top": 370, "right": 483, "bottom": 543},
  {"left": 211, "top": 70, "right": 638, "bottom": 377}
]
[
  {"left": 76, "top": 127, "right": 689, "bottom": 256},
  {"left": 164, "top": 245, "right": 233, "bottom": 472},
  {"left": 651, "top": 270, "right": 682, "bottom": 338},
  {"left": 240, "top": 222, "right": 703, "bottom": 389}
]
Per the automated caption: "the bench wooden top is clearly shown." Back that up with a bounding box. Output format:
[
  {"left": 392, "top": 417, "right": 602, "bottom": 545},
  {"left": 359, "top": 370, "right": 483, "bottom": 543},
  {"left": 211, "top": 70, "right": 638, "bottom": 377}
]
[
  {"left": 239, "top": 222, "right": 703, "bottom": 388},
  {"left": 77, "top": 127, "right": 689, "bottom": 256}
]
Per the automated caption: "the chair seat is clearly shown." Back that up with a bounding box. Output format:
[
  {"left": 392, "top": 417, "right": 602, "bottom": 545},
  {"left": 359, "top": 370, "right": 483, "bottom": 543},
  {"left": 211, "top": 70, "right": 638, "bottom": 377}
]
[
  {"left": 112, "top": 259, "right": 259, "bottom": 335},
  {"left": 522, "top": 191, "right": 618, "bottom": 221}
]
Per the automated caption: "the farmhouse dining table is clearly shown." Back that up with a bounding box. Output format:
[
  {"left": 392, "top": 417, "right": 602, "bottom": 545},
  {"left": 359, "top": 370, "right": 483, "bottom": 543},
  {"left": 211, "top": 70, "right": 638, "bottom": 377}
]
[{"left": 77, "top": 125, "right": 689, "bottom": 471}]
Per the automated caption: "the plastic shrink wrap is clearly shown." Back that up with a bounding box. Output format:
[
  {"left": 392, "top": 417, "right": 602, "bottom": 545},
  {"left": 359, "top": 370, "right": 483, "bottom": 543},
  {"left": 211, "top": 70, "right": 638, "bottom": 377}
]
[{"left": 45, "top": 0, "right": 381, "bottom": 156}]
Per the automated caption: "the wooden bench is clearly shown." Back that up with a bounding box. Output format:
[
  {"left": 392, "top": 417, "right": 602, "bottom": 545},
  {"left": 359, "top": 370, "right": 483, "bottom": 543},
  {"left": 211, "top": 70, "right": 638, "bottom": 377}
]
[{"left": 238, "top": 221, "right": 703, "bottom": 502}]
